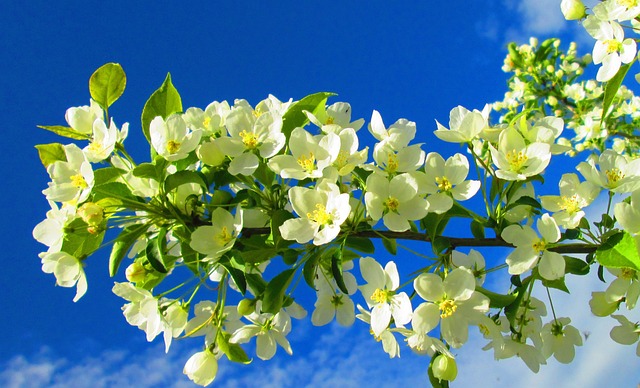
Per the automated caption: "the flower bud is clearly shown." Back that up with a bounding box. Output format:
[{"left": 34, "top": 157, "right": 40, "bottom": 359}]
[
  {"left": 237, "top": 298, "right": 255, "bottom": 316},
  {"left": 126, "top": 261, "right": 147, "bottom": 283},
  {"left": 432, "top": 354, "right": 458, "bottom": 382},
  {"left": 561, "top": 0, "right": 586, "bottom": 20},
  {"left": 77, "top": 202, "right": 104, "bottom": 226}
]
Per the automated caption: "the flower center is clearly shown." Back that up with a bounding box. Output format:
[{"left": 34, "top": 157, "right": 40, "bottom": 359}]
[
  {"left": 560, "top": 194, "right": 582, "bottom": 214},
  {"left": 621, "top": 268, "right": 636, "bottom": 280},
  {"left": 506, "top": 149, "right": 528, "bottom": 172},
  {"left": 215, "top": 226, "right": 233, "bottom": 246},
  {"left": 331, "top": 295, "right": 344, "bottom": 307},
  {"left": 605, "top": 39, "right": 622, "bottom": 54},
  {"left": 335, "top": 150, "right": 349, "bottom": 169},
  {"left": 384, "top": 197, "right": 399, "bottom": 212},
  {"left": 436, "top": 176, "right": 452, "bottom": 192},
  {"left": 439, "top": 299, "right": 458, "bottom": 318},
  {"left": 371, "top": 288, "right": 391, "bottom": 304},
  {"left": 297, "top": 152, "right": 316, "bottom": 173},
  {"left": 326, "top": 116, "right": 335, "bottom": 125},
  {"left": 239, "top": 130, "right": 258, "bottom": 149},
  {"left": 166, "top": 140, "right": 181, "bottom": 154},
  {"left": 88, "top": 141, "right": 103, "bottom": 153},
  {"left": 70, "top": 174, "right": 88, "bottom": 189},
  {"left": 203, "top": 116, "right": 211, "bottom": 128},
  {"left": 605, "top": 168, "right": 625, "bottom": 185},
  {"left": 532, "top": 239, "right": 546, "bottom": 253},
  {"left": 386, "top": 153, "right": 399, "bottom": 173},
  {"left": 619, "top": 0, "right": 639, "bottom": 8},
  {"left": 307, "top": 204, "right": 332, "bottom": 225}
]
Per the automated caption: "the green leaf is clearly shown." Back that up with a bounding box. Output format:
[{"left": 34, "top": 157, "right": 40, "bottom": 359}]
[
  {"left": 245, "top": 273, "right": 268, "bottom": 296},
  {"left": 262, "top": 268, "right": 296, "bottom": 314},
  {"left": 35, "top": 143, "right": 66, "bottom": 168},
  {"left": 219, "top": 259, "right": 247, "bottom": 295},
  {"left": 541, "top": 276, "right": 570, "bottom": 293},
  {"left": 91, "top": 182, "right": 137, "bottom": 203},
  {"left": 602, "top": 61, "right": 633, "bottom": 122},
  {"left": 164, "top": 170, "right": 208, "bottom": 193},
  {"left": 432, "top": 236, "right": 451, "bottom": 256},
  {"left": 331, "top": 250, "right": 349, "bottom": 294},
  {"left": 345, "top": 236, "right": 375, "bottom": 254},
  {"left": 475, "top": 286, "right": 517, "bottom": 309},
  {"left": 303, "top": 249, "right": 321, "bottom": 289},
  {"left": 132, "top": 163, "right": 159, "bottom": 180},
  {"left": 61, "top": 218, "right": 105, "bottom": 258},
  {"left": 596, "top": 231, "right": 640, "bottom": 272},
  {"left": 37, "top": 125, "right": 90, "bottom": 140},
  {"left": 270, "top": 210, "right": 294, "bottom": 250},
  {"left": 470, "top": 219, "right": 485, "bottom": 239},
  {"left": 506, "top": 195, "right": 541, "bottom": 211},
  {"left": 281, "top": 92, "right": 336, "bottom": 139},
  {"left": 109, "top": 223, "right": 149, "bottom": 276},
  {"left": 145, "top": 229, "right": 168, "bottom": 273},
  {"left": 564, "top": 256, "right": 590, "bottom": 276},
  {"left": 94, "top": 167, "right": 125, "bottom": 186},
  {"left": 89, "top": 63, "right": 127, "bottom": 110},
  {"left": 381, "top": 237, "right": 397, "bottom": 255},
  {"left": 141, "top": 73, "right": 182, "bottom": 142}
]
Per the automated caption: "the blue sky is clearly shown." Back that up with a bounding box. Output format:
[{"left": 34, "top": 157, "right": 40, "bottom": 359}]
[{"left": 2, "top": 0, "right": 639, "bottom": 387}]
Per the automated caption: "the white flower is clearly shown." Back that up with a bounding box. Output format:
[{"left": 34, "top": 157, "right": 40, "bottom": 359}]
[
  {"left": 359, "top": 257, "right": 412, "bottom": 336},
  {"left": 39, "top": 251, "right": 87, "bottom": 302},
  {"left": 216, "top": 101, "right": 285, "bottom": 176},
  {"left": 190, "top": 208, "right": 243, "bottom": 260},
  {"left": 355, "top": 304, "right": 401, "bottom": 358},
  {"left": 604, "top": 267, "right": 640, "bottom": 310},
  {"left": 502, "top": 214, "right": 565, "bottom": 280},
  {"left": 83, "top": 119, "right": 119, "bottom": 162},
  {"left": 451, "top": 249, "right": 486, "bottom": 286},
  {"left": 150, "top": 114, "right": 202, "bottom": 161},
  {"left": 33, "top": 202, "right": 76, "bottom": 253},
  {"left": 183, "top": 349, "right": 219, "bottom": 386},
  {"left": 540, "top": 173, "right": 599, "bottom": 229},
  {"left": 433, "top": 105, "right": 487, "bottom": 143},
  {"left": 610, "top": 314, "right": 640, "bottom": 356},
  {"left": 372, "top": 142, "right": 425, "bottom": 175},
  {"left": 229, "top": 309, "right": 293, "bottom": 361},
  {"left": 615, "top": 189, "right": 640, "bottom": 234},
  {"left": 368, "top": 110, "right": 416, "bottom": 150},
  {"left": 584, "top": 16, "right": 637, "bottom": 82},
  {"left": 312, "top": 264, "right": 357, "bottom": 327},
  {"left": 589, "top": 291, "right": 620, "bottom": 317},
  {"left": 489, "top": 126, "right": 551, "bottom": 181},
  {"left": 422, "top": 152, "right": 480, "bottom": 214},
  {"left": 161, "top": 301, "right": 188, "bottom": 352},
  {"left": 65, "top": 99, "right": 104, "bottom": 134},
  {"left": 541, "top": 317, "right": 583, "bottom": 363},
  {"left": 305, "top": 101, "right": 364, "bottom": 134},
  {"left": 365, "top": 172, "right": 428, "bottom": 232},
  {"left": 184, "top": 301, "right": 244, "bottom": 346},
  {"left": 413, "top": 268, "right": 489, "bottom": 348},
  {"left": 42, "top": 144, "right": 94, "bottom": 204},
  {"left": 112, "top": 282, "right": 163, "bottom": 342},
  {"left": 280, "top": 182, "right": 350, "bottom": 245},
  {"left": 577, "top": 150, "right": 640, "bottom": 193},
  {"left": 267, "top": 127, "right": 339, "bottom": 180},
  {"left": 183, "top": 100, "right": 230, "bottom": 136}
]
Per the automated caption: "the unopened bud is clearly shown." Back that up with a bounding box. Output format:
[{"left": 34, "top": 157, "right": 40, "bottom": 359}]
[
  {"left": 432, "top": 354, "right": 458, "bottom": 382},
  {"left": 237, "top": 298, "right": 255, "bottom": 316},
  {"left": 78, "top": 202, "right": 104, "bottom": 226},
  {"left": 561, "top": 0, "right": 586, "bottom": 20},
  {"left": 126, "top": 261, "right": 146, "bottom": 283}
]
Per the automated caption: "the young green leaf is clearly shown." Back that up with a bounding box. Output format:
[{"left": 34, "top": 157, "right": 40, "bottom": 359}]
[
  {"left": 281, "top": 92, "right": 336, "bottom": 139},
  {"left": 331, "top": 249, "right": 349, "bottom": 294},
  {"left": 89, "top": 63, "right": 127, "bottom": 110},
  {"left": 109, "top": 223, "right": 149, "bottom": 276},
  {"left": 596, "top": 231, "right": 640, "bottom": 272},
  {"left": 602, "top": 62, "right": 633, "bottom": 122},
  {"left": 35, "top": 143, "right": 66, "bottom": 168},
  {"left": 141, "top": 73, "right": 183, "bottom": 142},
  {"left": 37, "top": 125, "right": 90, "bottom": 140},
  {"left": 262, "top": 268, "right": 296, "bottom": 314}
]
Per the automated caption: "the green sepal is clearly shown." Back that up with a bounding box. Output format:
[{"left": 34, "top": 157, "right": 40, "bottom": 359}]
[
  {"left": 262, "top": 268, "right": 296, "bottom": 314},
  {"left": 564, "top": 256, "right": 590, "bottom": 276},
  {"left": 475, "top": 286, "right": 517, "bottom": 308},
  {"left": 281, "top": 92, "right": 336, "bottom": 140},
  {"left": 602, "top": 61, "right": 634, "bottom": 122},
  {"left": 141, "top": 72, "right": 182, "bottom": 143},
  {"left": 35, "top": 143, "right": 66, "bottom": 168},
  {"left": 596, "top": 231, "right": 640, "bottom": 272},
  {"left": 331, "top": 249, "right": 349, "bottom": 294},
  {"left": 109, "top": 223, "right": 149, "bottom": 277},
  {"left": 37, "top": 125, "right": 90, "bottom": 140},
  {"left": 216, "top": 331, "right": 252, "bottom": 364}
]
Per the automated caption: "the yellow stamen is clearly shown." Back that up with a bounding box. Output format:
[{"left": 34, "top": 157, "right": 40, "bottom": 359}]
[
  {"left": 621, "top": 268, "right": 637, "bottom": 280},
  {"left": 306, "top": 203, "right": 332, "bottom": 225},
  {"left": 605, "top": 39, "right": 622, "bottom": 54},
  {"left": 439, "top": 299, "right": 458, "bottom": 318},
  {"left": 326, "top": 116, "right": 335, "bottom": 125},
  {"left": 203, "top": 116, "right": 211, "bottom": 128},
  {"left": 384, "top": 197, "right": 399, "bottom": 212},
  {"left": 88, "top": 142, "right": 103, "bottom": 153},
  {"left": 560, "top": 194, "right": 582, "bottom": 214},
  {"left": 606, "top": 168, "right": 625, "bottom": 185},
  {"left": 371, "top": 288, "right": 390, "bottom": 304},
  {"left": 215, "top": 226, "right": 233, "bottom": 246},
  {"left": 166, "top": 140, "right": 181, "bottom": 154},
  {"left": 70, "top": 174, "right": 88, "bottom": 189},
  {"left": 532, "top": 239, "right": 546, "bottom": 253},
  {"left": 297, "top": 152, "right": 315, "bottom": 173},
  {"left": 239, "top": 130, "right": 258, "bottom": 149},
  {"left": 435, "top": 176, "right": 452, "bottom": 192},
  {"left": 387, "top": 153, "right": 399, "bottom": 173},
  {"left": 506, "top": 149, "right": 528, "bottom": 172},
  {"left": 619, "top": 0, "right": 638, "bottom": 8}
]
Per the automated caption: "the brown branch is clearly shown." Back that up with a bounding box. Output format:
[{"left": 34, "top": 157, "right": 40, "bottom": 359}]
[{"left": 241, "top": 228, "right": 597, "bottom": 254}]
